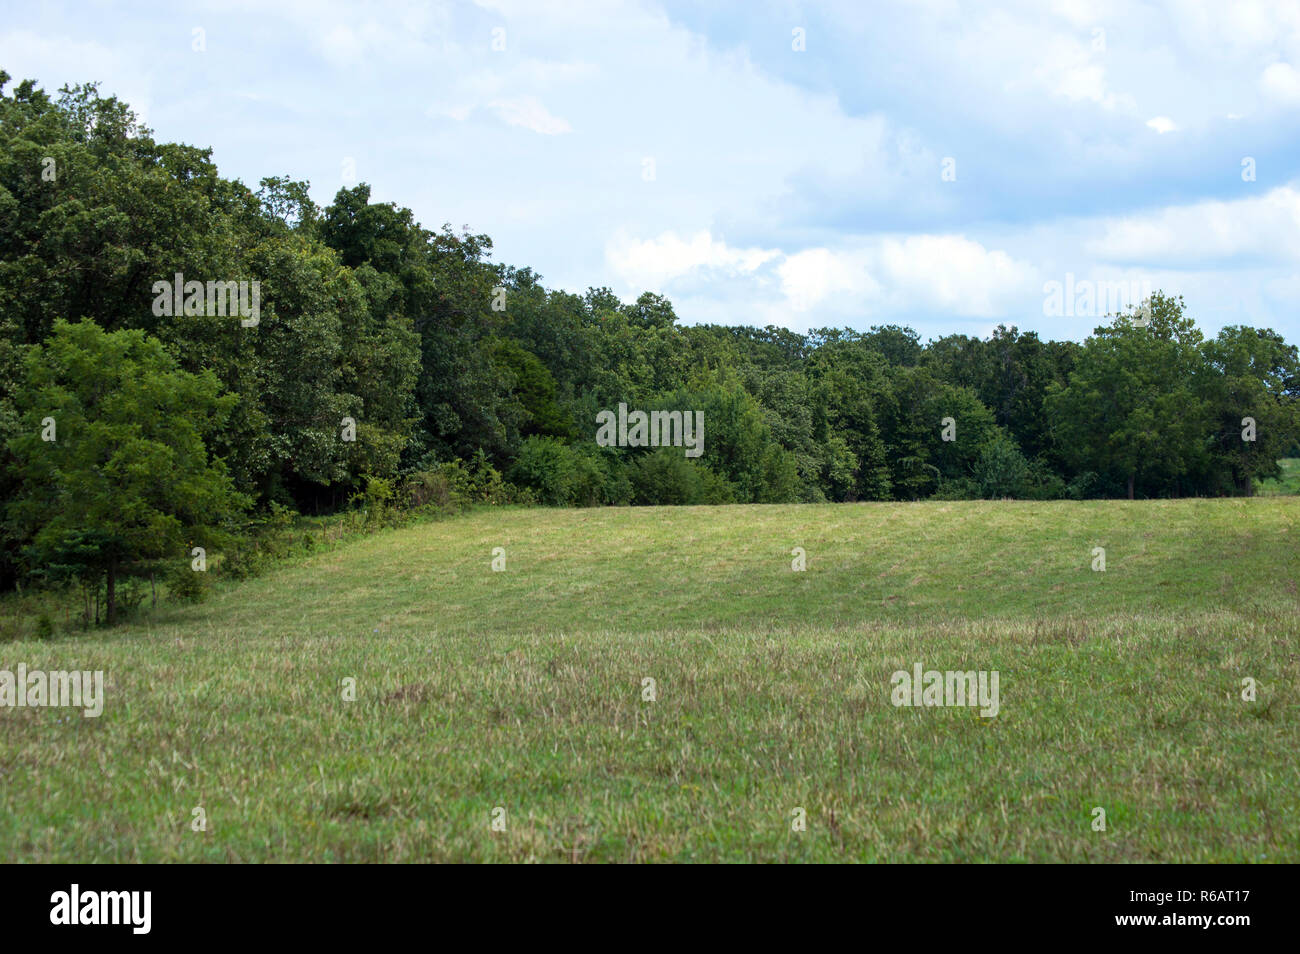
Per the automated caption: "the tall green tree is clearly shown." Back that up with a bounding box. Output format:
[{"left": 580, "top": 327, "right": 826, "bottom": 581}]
[
  {"left": 1047, "top": 294, "right": 1210, "bottom": 499},
  {"left": 6, "top": 319, "right": 248, "bottom": 623},
  {"left": 1199, "top": 325, "right": 1300, "bottom": 494}
]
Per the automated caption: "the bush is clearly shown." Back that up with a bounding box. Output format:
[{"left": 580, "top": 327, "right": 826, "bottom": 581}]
[
  {"left": 933, "top": 476, "right": 979, "bottom": 500},
  {"left": 220, "top": 543, "right": 267, "bottom": 580},
  {"left": 349, "top": 476, "right": 398, "bottom": 527},
  {"left": 568, "top": 447, "right": 607, "bottom": 506},
  {"left": 402, "top": 452, "right": 513, "bottom": 512},
  {"left": 402, "top": 469, "right": 455, "bottom": 510},
  {"left": 756, "top": 445, "right": 801, "bottom": 503},
  {"left": 168, "top": 564, "right": 211, "bottom": 603},
  {"left": 598, "top": 457, "right": 633, "bottom": 506},
  {"left": 464, "top": 450, "right": 512, "bottom": 504},
  {"left": 972, "top": 434, "right": 1030, "bottom": 499},
  {"left": 1023, "top": 463, "right": 1067, "bottom": 500},
  {"left": 116, "top": 578, "right": 148, "bottom": 618},
  {"left": 1066, "top": 471, "right": 1101, "bottom": 500},
  {"left": 511, "top": 436, "right": 578, "bottom": 505},
  {"left": 219, "top": 504, "right": 296, "bottom": 579},
  {"left": 630, "top": 448, "right": 704, "bottom": 504},
  {"left": 697, "top": 465, "right": 738, "bottom": 504}
]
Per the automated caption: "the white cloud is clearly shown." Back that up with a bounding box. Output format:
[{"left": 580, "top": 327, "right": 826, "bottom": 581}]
[
  {"left": 1083, "top": 185, "right": 1300, "bottom": 264},
  {"left": 773, "top": 236, "right": 1035, "bottom": 318},
  {"left": 433, "top": 103, "right": 476, "bottom": 122},
  {"left": 777, "top": 248, "right": 879, "bottom": 312},
  {"left": 8, "top": 0, "right": 1300, "bottom": 340},
  {"left": 956, "top": 9, "right": 1137, "bottom": 114},
  {"left": 610, "top": 230, "right": 1032, "bottom": 320},
  {"left": 426, "top": 59, "right": 594, "bottom": 130},
  {"left": 486, "top": 96, "right": 573, "bottom": 134},
  {"left": 1260, "top": 62, "right": 1300, "bottom": 104},
  {"left": 875, "top": 235, "right": 1037, "bottom": 315},
  {"left": 607, "top": 230, "right": 779, "bottom": 291},
  {"left": 261, "top": 0, "right": 451, "bottom": 69}
]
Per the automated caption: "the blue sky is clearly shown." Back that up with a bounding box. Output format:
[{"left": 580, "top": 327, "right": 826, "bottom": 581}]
[{"left": 3, "top": 0, "right": 1299, "bottom": 343}]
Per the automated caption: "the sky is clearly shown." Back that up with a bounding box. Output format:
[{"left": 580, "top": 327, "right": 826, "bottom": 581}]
[{"left": 3, "top": 0, "right": 1299, "bottom": 343}]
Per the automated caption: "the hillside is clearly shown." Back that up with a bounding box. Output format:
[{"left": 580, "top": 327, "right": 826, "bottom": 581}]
[{"left": 2, "top": 498, "right": 1298, "bottom": 862}]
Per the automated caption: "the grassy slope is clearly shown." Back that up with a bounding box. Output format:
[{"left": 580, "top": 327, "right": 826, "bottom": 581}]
[
  {"left": 1258, "top": 458, "right": 1300, "bottom": 496},
  {"left": 1, "top": 499, "right": 1298, "bottom": 862}
]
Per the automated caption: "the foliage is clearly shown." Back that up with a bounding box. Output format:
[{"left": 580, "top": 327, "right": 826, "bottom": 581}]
[
  {"left": 2, "top": 72, "right": 1299, "bottom": 618},
  {"left": 5, "top": 319, "right": 248, "bottom": 621}
]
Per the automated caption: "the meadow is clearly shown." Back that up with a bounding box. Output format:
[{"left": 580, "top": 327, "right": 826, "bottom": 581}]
[
  {"left": 1, "top": 498, "right": 1297, "bottom": 862},
  {"left": 1258, "top": 458, "right": 1300, "bottom": 496}
]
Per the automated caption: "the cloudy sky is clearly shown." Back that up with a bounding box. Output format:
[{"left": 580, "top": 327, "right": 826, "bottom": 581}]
[{"left": 3, "top": 0, "right": 1299, "bottom": 342}]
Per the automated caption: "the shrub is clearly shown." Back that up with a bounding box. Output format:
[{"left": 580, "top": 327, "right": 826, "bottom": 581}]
[
  {"left": 568, "top": 448, "right": 607, "bottom": 506},
  {"left": 972, "top": 433, "right": 1030, "bottom": 499},
  {"left": 402, "top": 452, "right": 513, "bottom": 512},
  {"left": 168, "top": 564, "right": 211, "bottom": 603},
  {"left": 756, "top": 445, "right": 801, "bottom": 503},
  {"left": 630, "top": 448, "right": 704, "bottom": 504},
  {"left": 1067, "top": 471, "right": 1101, "bottom": 500},
  {"left": 349, "top": 476, "right": 398, "bottom": 527},
  {"left": 401, "top": 469, "right": 455, "bottom": 510},
  {"left": 697, "top": 465, "right": 738, "bottom": 504},
  {"left": 510, "top": 436, "right": 578, "bottom": 505},
  {"left": 933, "top": 477, "right": 979, "bottom": 500},
  {"left": 1023, "top": 462, "right": 1067, "bottom": 500},
  {"left": 220, "top": 543, "right": 267, "bottom": 580},
  {"left": 465, "top": 450, "right": 511, "bottom": 504}
]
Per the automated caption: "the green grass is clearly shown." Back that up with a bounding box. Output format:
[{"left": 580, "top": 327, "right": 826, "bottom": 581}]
[
  {"left": 2, "top": 499, "right": 1298, "bottom": 862},
  {"left": 1257, "top": 458, "right": 1300, "bottom": 496}
]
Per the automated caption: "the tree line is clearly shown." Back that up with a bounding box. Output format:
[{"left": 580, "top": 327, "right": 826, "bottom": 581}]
[{"left": 2, "top": 73, "right": 1298, "bottom": 618}]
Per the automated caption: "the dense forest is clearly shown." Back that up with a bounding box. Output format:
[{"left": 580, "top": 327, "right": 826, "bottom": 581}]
[{"left": 3, "top": 73, "right": 1299, "bottom": 616}]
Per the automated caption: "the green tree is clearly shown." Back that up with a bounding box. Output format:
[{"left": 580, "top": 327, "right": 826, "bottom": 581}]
[
  {"left": 972, "top": 432, "right": 1031, "bottom": 498},
  {"left": 1047, "top": 293, "right": 1210, "bottom": 499},
  {"left": 1199, "top": 325, "right": 1300, "bottom": 495},
  {"left": 805, "top": 340, "right": 893, "bottom": 500},
  {"left": 6, "top": 319, "right": 248, "bottom": 623}
]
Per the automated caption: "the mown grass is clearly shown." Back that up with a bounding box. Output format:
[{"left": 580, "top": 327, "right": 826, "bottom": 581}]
[{"left": 1, "top": 499, "right": 1297, "bottom": 862}]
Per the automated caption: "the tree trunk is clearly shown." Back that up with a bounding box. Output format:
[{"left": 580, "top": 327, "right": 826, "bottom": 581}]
[
  {"left": 106, "top": 560, "right": 117, "bottom": 626},
  {"left": 1127, "top": 473, "right": 1135, "bottom": 500}
]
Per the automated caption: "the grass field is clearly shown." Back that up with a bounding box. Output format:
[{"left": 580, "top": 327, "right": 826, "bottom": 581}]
[
  {"left": 2, "top": 499, "right": 1298, "bottom": 862},
  {"left": 1257, "top": 458, "right": 1300, "bottom": 496}
]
